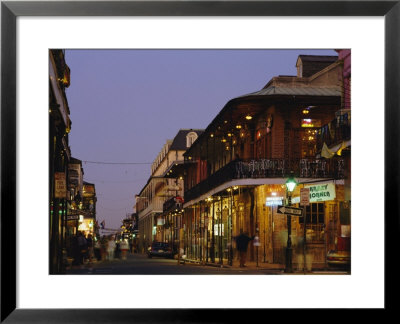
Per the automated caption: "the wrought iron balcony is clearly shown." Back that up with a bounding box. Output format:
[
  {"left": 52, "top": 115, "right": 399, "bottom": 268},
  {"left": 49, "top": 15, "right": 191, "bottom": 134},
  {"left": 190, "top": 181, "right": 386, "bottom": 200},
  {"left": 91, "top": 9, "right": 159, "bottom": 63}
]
[{"left": 184, "top": 158, "right": 347, "bottom": 202}]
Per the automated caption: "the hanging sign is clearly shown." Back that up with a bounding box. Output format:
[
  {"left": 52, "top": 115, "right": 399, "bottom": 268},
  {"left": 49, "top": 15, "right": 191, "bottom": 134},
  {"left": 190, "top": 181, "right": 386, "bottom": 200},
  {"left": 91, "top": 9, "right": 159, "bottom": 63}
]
[
  {"left": 305, "top": 183, "right": 336, "bottom": 202},
  {"left": 54, "top": 172, "right": 67, "bottom": 198},
  {"left": 300, "top": 188, "right": 310, "bottom": 206}
]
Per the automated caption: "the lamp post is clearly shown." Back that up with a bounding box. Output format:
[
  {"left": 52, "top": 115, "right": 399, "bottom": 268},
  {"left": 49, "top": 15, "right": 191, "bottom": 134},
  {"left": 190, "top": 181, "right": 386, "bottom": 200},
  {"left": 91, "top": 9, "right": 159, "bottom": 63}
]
[{"left": 285, "top": 173, "right": 297, "bottom": 273}]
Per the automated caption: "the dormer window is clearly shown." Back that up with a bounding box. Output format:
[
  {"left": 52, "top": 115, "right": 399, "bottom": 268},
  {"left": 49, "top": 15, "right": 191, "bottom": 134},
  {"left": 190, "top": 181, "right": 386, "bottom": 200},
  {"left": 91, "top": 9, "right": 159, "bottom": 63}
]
[{"left": 186, "top": 132, "right": 198, "bottom": 148}]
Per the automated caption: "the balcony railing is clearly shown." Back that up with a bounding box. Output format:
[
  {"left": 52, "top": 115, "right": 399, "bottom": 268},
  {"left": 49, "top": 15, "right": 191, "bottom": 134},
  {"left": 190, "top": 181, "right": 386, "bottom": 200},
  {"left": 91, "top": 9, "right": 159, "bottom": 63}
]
[
  {"left": 184, "top": 158, "right": 347, "bottom": 202},
  {"left": 137, "top": 197, "right": 164, "bottom": 216}
]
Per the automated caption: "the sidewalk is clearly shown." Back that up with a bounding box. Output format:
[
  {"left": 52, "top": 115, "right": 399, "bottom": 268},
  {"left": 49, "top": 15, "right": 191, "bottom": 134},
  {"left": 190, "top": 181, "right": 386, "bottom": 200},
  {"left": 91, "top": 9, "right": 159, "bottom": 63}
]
[
  {"left": 178, "top": 257, "right": 351, "bottom": 274},
  {"left": 179, "top": 257, "right": 285, "bottom": 271}
]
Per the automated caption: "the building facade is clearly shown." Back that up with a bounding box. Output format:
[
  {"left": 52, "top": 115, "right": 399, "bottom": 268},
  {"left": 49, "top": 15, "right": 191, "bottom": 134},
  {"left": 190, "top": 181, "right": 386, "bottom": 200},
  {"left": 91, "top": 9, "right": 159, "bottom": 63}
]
[
  {"left": 136, "top": 129, "right": 204, "bottom": 252},
  {"left": 49, "top": 49, "right": 72, "bottom": 274},
  {"left": 79, "top": 181, "right": 97, "bottom": 237},
  {"left": 168, "top": 54, "right": 351, "bottom": 269}
]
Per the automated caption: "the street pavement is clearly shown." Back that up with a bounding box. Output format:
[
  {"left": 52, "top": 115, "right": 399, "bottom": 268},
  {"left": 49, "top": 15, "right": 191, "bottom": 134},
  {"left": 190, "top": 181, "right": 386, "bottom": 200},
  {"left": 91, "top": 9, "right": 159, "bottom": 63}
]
[{"left": 66, "top": 252, "right": 349, "bottom": 275}]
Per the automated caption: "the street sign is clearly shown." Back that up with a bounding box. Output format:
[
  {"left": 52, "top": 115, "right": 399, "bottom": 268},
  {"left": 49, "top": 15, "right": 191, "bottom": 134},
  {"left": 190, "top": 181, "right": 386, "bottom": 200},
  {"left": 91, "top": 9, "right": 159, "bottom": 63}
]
[
  {"left": 54, "top": 172, "right": 67, "bottom": 198},
  {"left": 277, "top": 206, "right": 303, "bottom": 216},
  {"left": 300, "top": 188, "right": 310, "bottom": 206},
  {"left": 66, "top": 215, "right": 79, "bottom": 221}
]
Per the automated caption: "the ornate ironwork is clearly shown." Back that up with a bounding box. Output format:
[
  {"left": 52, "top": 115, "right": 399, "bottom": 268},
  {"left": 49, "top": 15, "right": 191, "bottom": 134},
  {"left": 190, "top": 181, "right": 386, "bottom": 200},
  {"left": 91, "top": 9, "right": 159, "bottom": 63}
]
[{"left": 185, "top": 158, "right": 346, "bottom": 202}]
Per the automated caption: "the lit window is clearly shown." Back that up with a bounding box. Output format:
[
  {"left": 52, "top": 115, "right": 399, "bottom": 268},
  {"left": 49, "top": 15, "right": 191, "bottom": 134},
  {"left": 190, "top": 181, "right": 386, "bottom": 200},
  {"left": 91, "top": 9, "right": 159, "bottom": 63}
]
[{"left": 301, "top": 119, "right": 321, "bottom": 128}]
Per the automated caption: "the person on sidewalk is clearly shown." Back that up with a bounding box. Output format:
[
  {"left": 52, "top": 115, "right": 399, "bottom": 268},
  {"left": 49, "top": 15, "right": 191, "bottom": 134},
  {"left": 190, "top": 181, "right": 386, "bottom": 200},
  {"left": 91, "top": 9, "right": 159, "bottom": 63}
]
[
  {"left": 107, "top": 236, "right": 116, "bottom": 261},
  {"left": 100, "top": 236, "right": 108, "bottom": 261},
  {"left": 235, "top": 230, "right": 254, "bottom": 267},
  {"left": 94, "top": 237, "right": 101, "bottom": 261},
  {"left": 86, "top": 234, "right": 94, "bottom": 264},
  {"left": 71, "top": 233, "right": 80, "bottom": 266},
  {"left": 120, "top": 239, "right": 129, "bottom": 260},
  {"left": 77, "top": 231, "right": 87, "bottom": 266}
]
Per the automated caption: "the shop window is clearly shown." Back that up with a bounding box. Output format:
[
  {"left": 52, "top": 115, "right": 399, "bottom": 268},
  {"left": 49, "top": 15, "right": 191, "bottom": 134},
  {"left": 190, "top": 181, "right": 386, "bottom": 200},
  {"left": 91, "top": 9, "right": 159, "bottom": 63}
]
[
  {"left": 300, "top": 202, "right": 325, "bottom": 226},
  {"left": 300, "top": 128, "right": 318, "bottom": 158},
  {"left": 300, "top": 202, "right": 325, "bottom": 241}
]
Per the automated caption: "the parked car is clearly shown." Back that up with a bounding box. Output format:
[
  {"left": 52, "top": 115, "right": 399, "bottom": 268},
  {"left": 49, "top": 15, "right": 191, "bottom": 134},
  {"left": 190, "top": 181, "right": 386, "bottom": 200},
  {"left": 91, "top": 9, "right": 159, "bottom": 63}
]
[
  {"left": 147, "top": 242, "right": 173, "bottom": 259},
  {"left": 327, "top": 236, "right": 350, "bottom": 270},
  {"left": 327, "top": 250, "right": 350, "bottom": 269}
]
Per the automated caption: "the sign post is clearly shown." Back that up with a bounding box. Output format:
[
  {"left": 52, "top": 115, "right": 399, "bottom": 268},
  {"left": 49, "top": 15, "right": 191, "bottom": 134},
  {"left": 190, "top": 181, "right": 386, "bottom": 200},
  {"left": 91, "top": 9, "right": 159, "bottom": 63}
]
[
  {"left": 277, "top": 206, "right": 303, "bottom": 217},
  {"left": 278, "top": 201, "right": 304, "bottom": 273},
  {"left": 300, "top": 188, "right": 310, "bottom": 206},
  {"left": 300, "top": 187, "right": 310, "bottom": 273}
]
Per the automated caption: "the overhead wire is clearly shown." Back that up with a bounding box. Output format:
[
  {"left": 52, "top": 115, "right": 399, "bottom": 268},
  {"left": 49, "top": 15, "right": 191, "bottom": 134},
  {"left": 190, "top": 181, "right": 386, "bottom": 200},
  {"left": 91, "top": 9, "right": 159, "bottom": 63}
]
[
  {"left": 83, "top": 160, "right": 152, "bottom": 165},
  {"left": 84, "top": 178, "right": 147, "bottom": 184}
]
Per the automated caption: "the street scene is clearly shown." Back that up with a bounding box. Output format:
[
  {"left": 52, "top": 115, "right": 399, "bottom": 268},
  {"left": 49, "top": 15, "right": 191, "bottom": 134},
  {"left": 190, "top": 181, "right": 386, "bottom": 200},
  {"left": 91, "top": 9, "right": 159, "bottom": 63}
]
[
  {"left": 66, "top": 251, "right": 348, "bottom": 275},
  {"left": 50, "top": 49, "right": 351, "bottom": 275}
]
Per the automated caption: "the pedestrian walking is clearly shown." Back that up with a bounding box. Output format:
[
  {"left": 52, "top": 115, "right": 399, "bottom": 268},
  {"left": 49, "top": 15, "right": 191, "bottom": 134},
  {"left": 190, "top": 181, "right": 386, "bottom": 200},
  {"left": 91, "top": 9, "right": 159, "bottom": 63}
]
[
  {"left": 234, "top": 230, "right": 254, "bottom": 267},
  {"left": 94, "top": 237, "right": 101, "bottom": 261},
  {"left": 133, "top": 240, "right": 138, "bottom": 253},
  {"left": 77, "top": 231, "right": 87, "bottom": 266},
  {"left": 107, "top": 236, "right": 116, "bottom": 261},
  {"left": 100, "top": 236, "right": 108, "bottom": 261},
  {"left": 115, "top": 239, "right": 121, "bottom": 259},
  {"left": 86, "top": 234, "right": 94, "bottom": 263},
  {"left": 120, "top": 239, "right": 129, "bottom": 260},
  {"left": 71, "top": 233, "right": 80, "bottom": 266}
]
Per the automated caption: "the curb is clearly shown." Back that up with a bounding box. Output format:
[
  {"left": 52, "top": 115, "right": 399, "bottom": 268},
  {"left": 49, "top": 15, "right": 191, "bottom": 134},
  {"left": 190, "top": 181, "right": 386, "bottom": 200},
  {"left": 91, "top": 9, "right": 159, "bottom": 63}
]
[{"left": 179, "top": 259, "right": 285, "bottom": 271}]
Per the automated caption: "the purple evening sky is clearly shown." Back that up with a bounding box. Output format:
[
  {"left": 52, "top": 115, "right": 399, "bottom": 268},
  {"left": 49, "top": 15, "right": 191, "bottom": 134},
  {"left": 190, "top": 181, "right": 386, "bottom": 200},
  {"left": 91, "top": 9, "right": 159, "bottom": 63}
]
[{"left": 65, "top": 49, "right": 337, "bottom": 230}]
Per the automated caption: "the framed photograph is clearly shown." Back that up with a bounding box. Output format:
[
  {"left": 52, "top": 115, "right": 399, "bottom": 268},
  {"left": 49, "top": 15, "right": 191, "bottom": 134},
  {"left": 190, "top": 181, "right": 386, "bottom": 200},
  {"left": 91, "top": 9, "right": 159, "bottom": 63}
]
[{"left": 1, "top": 0, "right": 398, "bottom": 322}]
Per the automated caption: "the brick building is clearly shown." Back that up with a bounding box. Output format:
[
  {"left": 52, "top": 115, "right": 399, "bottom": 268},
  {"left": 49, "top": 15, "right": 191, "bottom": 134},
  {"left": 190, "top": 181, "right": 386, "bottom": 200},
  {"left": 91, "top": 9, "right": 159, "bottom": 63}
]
[{"left": 166, "top": 54, "right": 351, "bottom": 269}]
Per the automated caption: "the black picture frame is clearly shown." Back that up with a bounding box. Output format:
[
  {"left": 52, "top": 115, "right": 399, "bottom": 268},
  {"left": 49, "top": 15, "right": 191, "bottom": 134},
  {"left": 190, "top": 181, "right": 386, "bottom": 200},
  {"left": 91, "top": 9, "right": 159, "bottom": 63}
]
[{"left": 1, "top": 0, "right": 398, "bottom": 322}]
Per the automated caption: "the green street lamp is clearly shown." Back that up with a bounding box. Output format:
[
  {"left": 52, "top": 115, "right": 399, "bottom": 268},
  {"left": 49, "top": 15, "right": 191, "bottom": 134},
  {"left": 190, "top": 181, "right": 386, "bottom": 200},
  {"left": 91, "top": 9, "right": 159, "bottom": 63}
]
[
  {"left": 285, "top": 172, "right": 297, "bottom": 273},
  {"left": 286, "top": 175, "right": 297, "bottom": 193}
]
